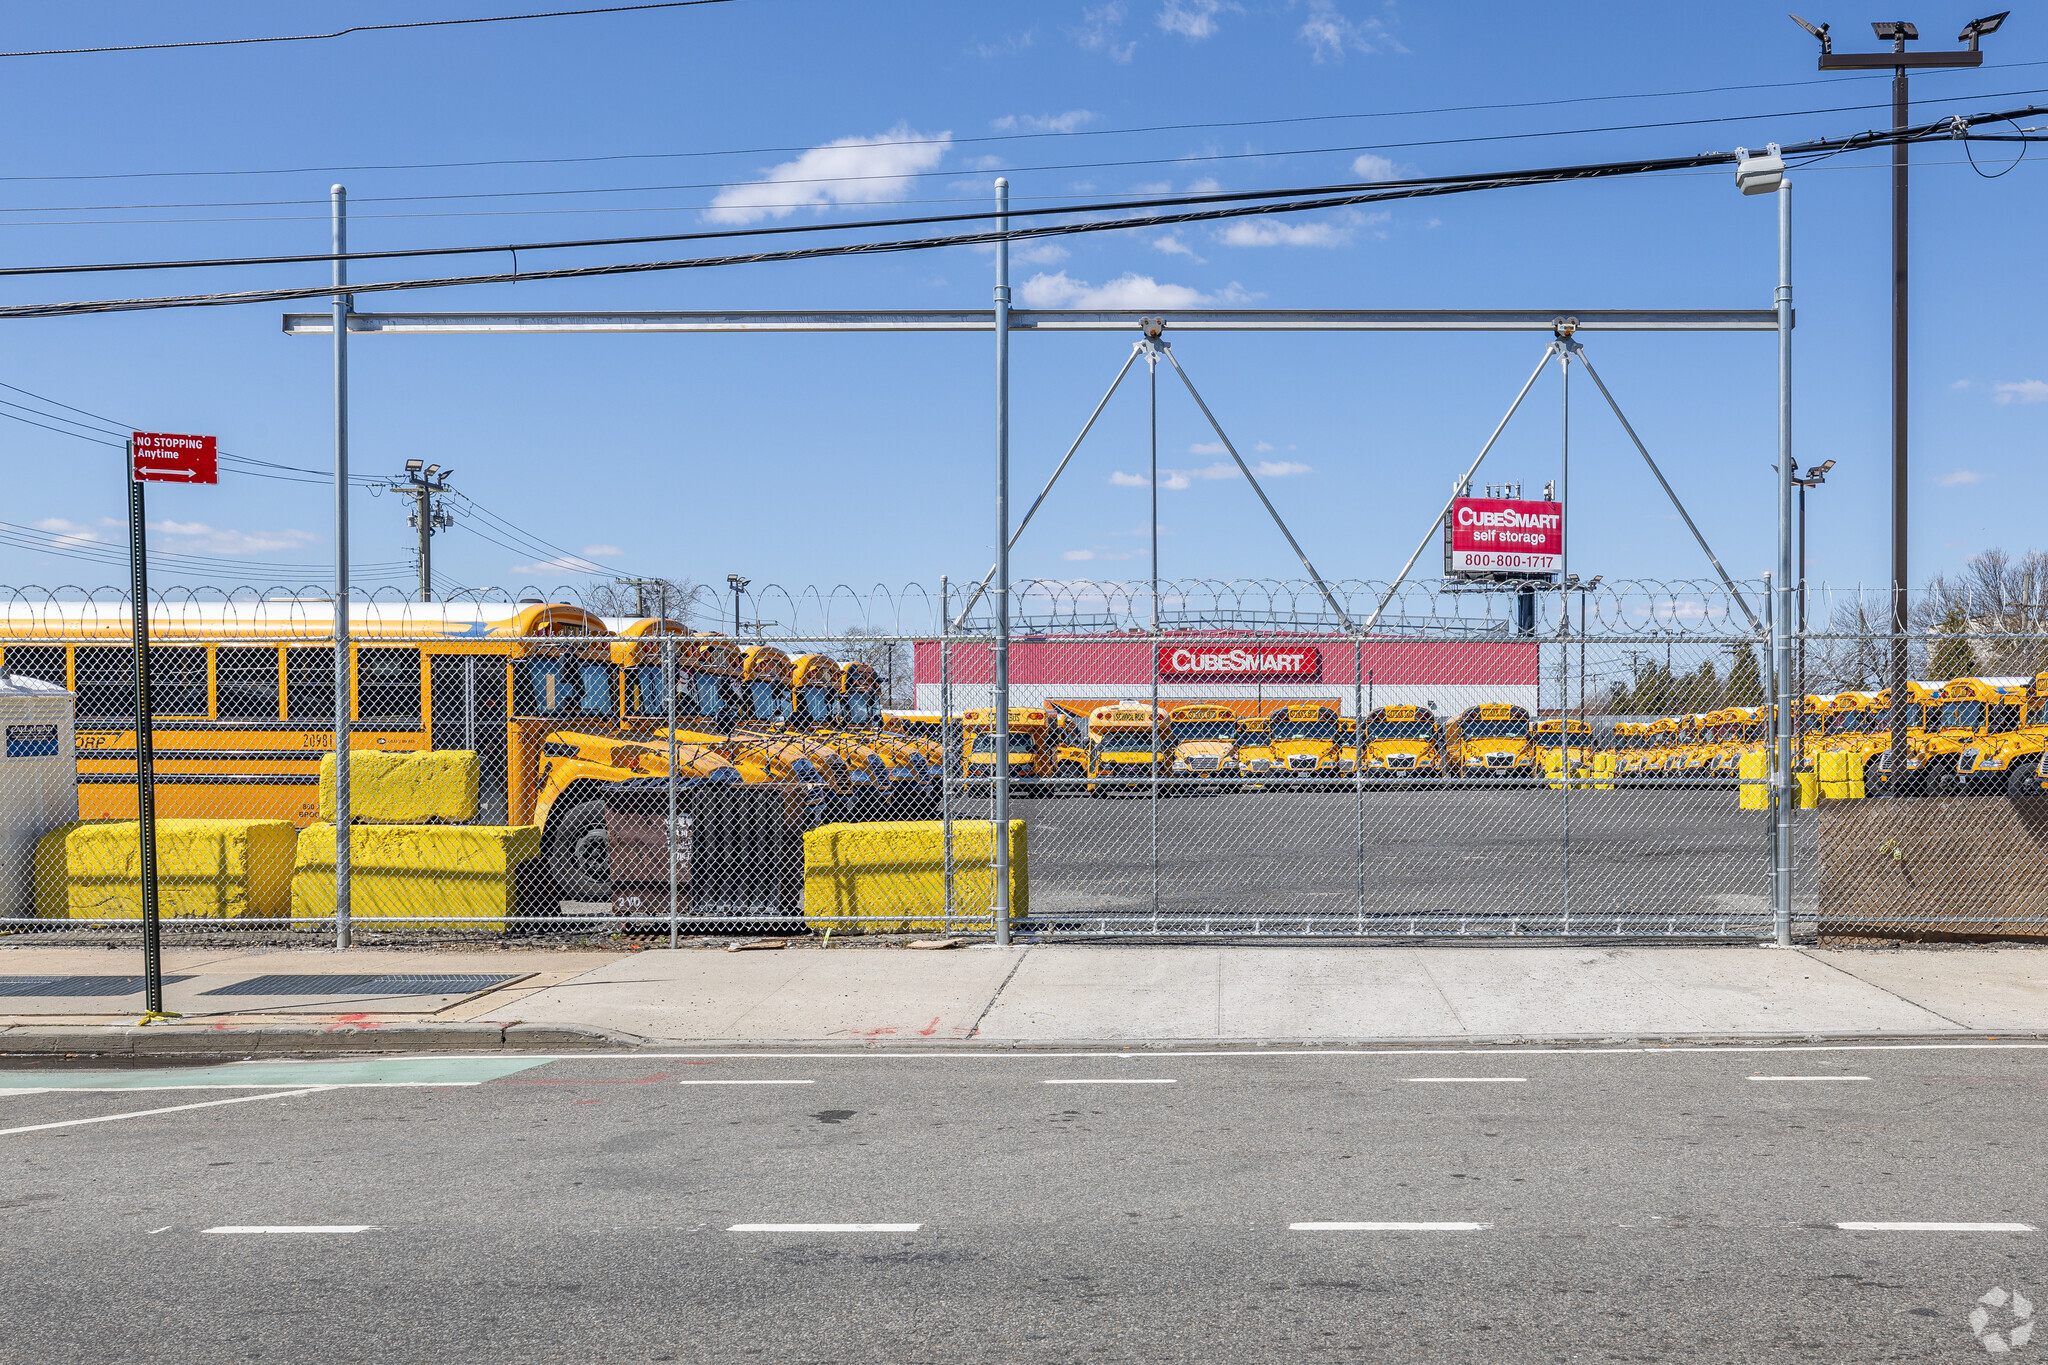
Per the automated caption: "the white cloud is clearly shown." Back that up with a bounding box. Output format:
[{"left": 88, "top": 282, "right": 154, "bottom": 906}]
[
  {"left": 1939, "top": 470, "right": 1984, "bottom": 486},
  {"left": 1253, "top": 441, "right": 1275, "bottom": 452},
  {"left": 148, "top": 521, "right": 318, "bottom": 555},
  {"left": 1152, "top": 234, "right": 1203, "bottom": 260},
  {"left": 707, "top": 124, "right": 951, "bottom": 225},
  {"left": 1220, "top": 218, "right": 1353, "bottom": 248},
  {"left": 1014, "top": 242, "right": 1070, "bottom": 265},
  {"left": 973, "top": 28, "right": 1036, "bottom": 58},
  {"left": 1184, "top": 177, "right": 1222, "bottom": 193},
  {"left": 1995, "top": 379, "right": 2048, "bottom": 404},
  {"left": 1063, "top": 548, "right": 1097, "bottom": 561},
  {"left": 1299, "top": 0, "right": 1396, "bottom": 60},
  {"left": 1351, "top": 153, "right": 1398, "bottom": 182},
  {"left": 1950, "top": 378, "right": 1975, "bottom": 390},
  {"left": 1062, "top": 546, "right": 1134, "bottom": 560},
  {"left": 1076, "top": 2, "right": 1136, "bottom": 61},
  {"left": 511, "top": 555, "right": 607, "bottom": 575},
  {"left": 1116, "top": 458, "right": 1312, "bottom": 490},
  {"left": 1018, "top": 270, "right": 1252, "bottom": 308},
  {"left": 581, "top": 544, "right": 623, "bottom": 558},
  {"left": 1158, "top": 0, "right": 1232, "bottom": 39},
  {"left": 1253, "top": 460, "right": 1312, "bottom": 477},
  {"left": 993, "top": 110, "right": 1097, "bottom": 134},
  {"left": 1109, "top": 471, "right": 1150, "bottom": 487},
  {"left": 1189, "top": 441, "right": 1227, "bottom": 456},
  {"left": 33, "top": 517, "right": 104, "bottom": 549}
]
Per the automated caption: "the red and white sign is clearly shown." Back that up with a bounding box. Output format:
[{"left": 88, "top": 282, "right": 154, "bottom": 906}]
[
  {"left": 1157, "top": 644, "right": 1321, "bottom": 678},
  {"left": 1446, "top": 496, "right": 1562, "bottom": 574},
  {"left": 131, "top": 431, "right": 218, "bottom": 485}
]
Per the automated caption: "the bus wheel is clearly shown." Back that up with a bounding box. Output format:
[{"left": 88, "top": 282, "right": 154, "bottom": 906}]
[
  {"left": 544, "top": 799, "right": 612, "bottom": 905},
  {"left": 1862, "top": 756, "right": 1886, "bottom": 798},
  {"left": 1058, "top": 762, "right": 1086, "bottom": 797},
  {"left": 2008, "top": 762, "right": 2048, "bottom": 804}
]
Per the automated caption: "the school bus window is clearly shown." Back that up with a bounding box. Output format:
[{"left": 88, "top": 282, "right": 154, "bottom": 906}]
[
  {"left": 71, "top": 648, "right": 127, "bottom": 719},
  {"left": 517, "top": 656, "right": 577, "bottom": 716},
  {"left": 357, "top": 648, "right": 422, "bottom": 725},
  {"left": 1369, "top": 717, "right": 1436, "bottom": 740},
  {"left": 575, "top": 663, "right": 614, "bottom": 715},
  {"left": 1272, "top": 715, "right": 1339, "bottom": 741},
  {"left": 1172, "top": 718, "right": 1237, "bottom": 742},
  {"left": 797, "top": 686, "right": 835, "bottom": 724},
  {"left": 973, "top": 732, "right": 1036, "bottom": 754},
  {"left": 151, "top": 646, "right": 207, "bottom": 716},
  {"left": 1991, "top": 703, "right": 2023, "bottom": 734},
  {"left": 844, "top": 691, "right": 878, "bottom": 724},
  {"left": 0, "top": 645, "right": 65, "bottom": 689},
  {"left": 285, "top": 647, "right": 336, "bottom": 722},
  {"left": 746, "top": 677, "right": 789, "bottom": 724},
  {"left": 1460, "top": 716, "right": 1530, "bottom": 739},
  {"left": 1938, "top": 698, "right": 1985, "bottom": 731},
  {"left": 217, "top": 646, "right": 281, "bottom": 720},
  {"left": 628, "top": 663, "right": 668, "bottom": 716},
  {"left": 1096, "top": 729, "right": 1158, "bottom": 752},
  {"left": 687, "top": 671, "right": 736, "bottom": 723}
]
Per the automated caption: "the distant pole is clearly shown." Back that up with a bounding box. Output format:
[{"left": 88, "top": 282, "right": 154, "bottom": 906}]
[
  {"left": 128, "top": 441, "right": 164, "bottom": 1016},
  {"left": 1774, "top": 175, "right": 1795, "bottom": 945},
  {"left": 416, "top": 481, "right": 433, "bottom": 603},
  {"left": 991, "top": 177, "right": 1012, "bottom": 947},
  {"left": 332, "top": 185, "right": 352, "bottom": 950}
]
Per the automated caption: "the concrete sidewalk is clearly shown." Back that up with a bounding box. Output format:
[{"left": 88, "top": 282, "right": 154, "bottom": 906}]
[{"left": 4, "top": 940, "right": 2048, "bottom": 1054}]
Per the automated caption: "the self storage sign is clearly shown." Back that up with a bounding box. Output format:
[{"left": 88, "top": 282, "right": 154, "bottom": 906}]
[
  {"left": 1158, "top": 645, "right": 1321, "bottom": 679},
  {"left": 1444, "top": 496, "right": 1563, "bottom": 575}
]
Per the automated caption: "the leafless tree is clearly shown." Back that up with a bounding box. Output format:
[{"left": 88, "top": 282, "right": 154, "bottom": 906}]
[
  {"left": 839, "top": 628, "right": 914, "bottom": 708},
  {"left": 576, "top": 577, "right": 711, "bottom": 625}
]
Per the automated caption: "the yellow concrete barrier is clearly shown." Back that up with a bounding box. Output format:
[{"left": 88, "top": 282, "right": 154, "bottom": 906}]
[
  {"left": 1815, "top": 749, "right": 1848, "bottom": 800},
  {"left": 291, "top": 823, "right": 540, "bottom": 925},
  {"left": 803, "top": 819, "right": 1026, "bottom": 933},
  {"left": 1738, "top": 749, "right": 1770, "bottom": 810},
  {"left": 1795, "top": 769, "right": 1818, "bottom": 809},
  {"left": 33, "top": 819, "right": 297, "bottom": 920},
  {"left": 1592, "top": 751, "right": 1617, "bottom": 790},
  {"left": 318, "top": 750, "right": 479, "bottom": 825}
]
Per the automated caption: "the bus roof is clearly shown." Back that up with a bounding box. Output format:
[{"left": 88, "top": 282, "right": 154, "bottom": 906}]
[
  {"left": 1533, "top": 716, "right": 1592, "bottom": 732},
  {"left": 1277, "top": 702, "right": 1337, "bottom": 720},
  {"left": 1369, "top": 705, "right": 1434, "bottom": 722},
  {"left": 1937, "top": 675, "right": 2030, "bottom": 701},
  {"left": 740, "top": 644, "right": 792, "bottom": 682},
  {"left": 1169, "top": 704, "right": 1236, "bottom": 721},
  {"left": 840, "top": 661, "right": 879, "bottom": 694},
  {"left": 789, "top": 653, "right": 842, "bottom": 690},
  {"left": 1458, "top": 704, "right": 1529, "bottom": 721},
  {"left": 1093, "top": 706, "right": 1163, "bottom": 726}
]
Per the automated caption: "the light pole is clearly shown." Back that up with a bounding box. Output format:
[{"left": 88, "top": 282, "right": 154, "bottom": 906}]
[
  {"left": 1792, "top": 10, "right": 2004, "bottom": 782},
  {"left": 395, "top": 459, "right": 454, "bottom": 603},
  {"left": 1792, "top": 458, "right": 1836, "bottom": 746},
  {"left": 726, "top": 573, "right": 749, "bottom": 638}
]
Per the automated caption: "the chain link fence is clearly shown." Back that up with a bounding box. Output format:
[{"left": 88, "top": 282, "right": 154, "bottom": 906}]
[{"left": 1, "top": 583, "right": 2044, "bottom": 945}]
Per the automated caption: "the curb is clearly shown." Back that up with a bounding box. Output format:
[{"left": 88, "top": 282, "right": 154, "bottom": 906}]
[{"left": 0, "top": 1021, "right": 644, "bottom": 1058}]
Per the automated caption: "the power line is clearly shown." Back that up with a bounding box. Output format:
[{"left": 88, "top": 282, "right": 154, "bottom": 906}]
[
  {"left": 5, "top": 106, "right": 2038, "bottom": 321},
  {"left": 0, "top": 1, "right": 738, "bottom": 59}
]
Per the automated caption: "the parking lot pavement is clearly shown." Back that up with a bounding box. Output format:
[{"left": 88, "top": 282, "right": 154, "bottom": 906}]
[{"left": 6, "top": 1045, "right": 2048, "bottom": 1363}]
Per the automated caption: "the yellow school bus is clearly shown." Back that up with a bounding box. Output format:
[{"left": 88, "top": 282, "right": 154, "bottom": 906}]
[
  {"left": 1611, "top": 721, "right": 1660, "bottom": 781},
  {"left": 1167, "top": 703, "right": 1242, "bottom": 789},
  {"left": 1443, "top": 703, "right": 1535, "bottom": 782},
  {"left": 961, "top": 706, "right": 1087, "bottom": 792},
  {"left": 1087, "top": 703, "right": 1168, "bottom": 794},
  {"left": 1234, "top": 715, "right": 1275, "bottom": 786},
  {"left": 1359, "top": 705, "right": 1443, "bottom": 781},
  {"left": 1866, "top": 680, "right": 1942, "bottom": 796},
  {"left": 1916, "top": 675, "right": 2029, "bottom": 796},
  {"left": 1634, "top": 716, "right": 1684, "bottom": 780},
  {"left": 1964, "top": 672, "right": 2048, "bottom": 798},
  {"left": 1266, "top": 702, "right": 1347, "bottom": 786},
  {"left": 1532, "top": 716, "right": 1595, "bottom": 786}
]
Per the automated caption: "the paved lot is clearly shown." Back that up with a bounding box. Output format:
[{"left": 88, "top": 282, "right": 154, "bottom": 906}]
[
  {"left": 951, "top": 788, "right": 1809, "bottom": 930},
  {"left": 4, "top": 1045, "right": 2047, "bottom": 1363}
]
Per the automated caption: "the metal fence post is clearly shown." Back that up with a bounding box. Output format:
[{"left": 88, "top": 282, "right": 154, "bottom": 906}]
[
  {"left": 940, "top": 576, "right": 954, "bottom": 929},
  {"left": 1148, "top": 348, "right": 1161, "bottom": 934},
  {"left": 991, "top": 178, "right": 1012, "bottom": 947},
  {"left": 665, "top": 630, "right": 679, "bottom": 948},
  {"left": 331, "top": 184, "right": 352, "bottom": 951},
  {"left": 1773, "top": 176, "right": 1796, "bottom": 946},
  {"left": 1353, "top": 639, "right": 1365, "bottom": 931}
]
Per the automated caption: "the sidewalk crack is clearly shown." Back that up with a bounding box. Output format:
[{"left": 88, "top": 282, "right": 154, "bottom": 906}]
[
  {"left": 966, "top": 946, "right": 1031, "bottom": 1039},
  {"left": 1794, "top": 947, "right": 1975, "bottom": 1030},
  {"left": 1413, "top": 951, "right": 1470, "bottom": 1035}
]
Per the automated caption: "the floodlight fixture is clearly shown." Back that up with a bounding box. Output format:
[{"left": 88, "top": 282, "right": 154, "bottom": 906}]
[
  {"left": 1870, "top": 19, "right": 1918, "bottom": 44},
  {"left": 1960, "top": 11, "right": 2008, "bottom": 47},
  {"left": 1789, "top": 12, "right": 1832, "bottom": 53},
  {"left": 438, "top": 467, "right": 455, "bottom": 482},
  {"left": 727, "top": 573, "right": 749, "bottom": 592},
  {"left": 1735, "top": 144, "right": 1786, "bottom": 195},
  {"left": 424, "top": 463, "right": 440, "bottom": 477},
  {"left": 405, "top": 458, "right": 423, "bottom": 473}
]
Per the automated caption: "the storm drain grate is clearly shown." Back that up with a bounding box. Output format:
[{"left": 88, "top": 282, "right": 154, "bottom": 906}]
[
  {"left": 198, "top": 973, "right": 519, "bottom": 998},
  {"left": 0, "top": 975, "right": 195, "bottom": 997}
]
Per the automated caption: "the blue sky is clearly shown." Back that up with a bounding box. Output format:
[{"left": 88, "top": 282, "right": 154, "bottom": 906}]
[{"left": 1, "top": 1, "right": 2045, "bottom": 616}]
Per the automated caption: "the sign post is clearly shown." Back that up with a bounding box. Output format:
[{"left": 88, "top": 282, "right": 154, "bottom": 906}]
[{"left": 128, "top": 431, "right": 217, "bottom": 1022}]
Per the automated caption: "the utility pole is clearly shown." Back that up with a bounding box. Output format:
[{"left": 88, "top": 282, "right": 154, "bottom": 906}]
[
  {"left": 726, "top": 573, "right": 749, "bottom": 638},
  {"left": 615, "top": 576, "right": 673, "bottom": 619},
  {"left": 1796, "top": 10, "right": 2003, "bottom": 783},
  {"left": 393, "top": 460, "right": 454, "bottom": 602}
]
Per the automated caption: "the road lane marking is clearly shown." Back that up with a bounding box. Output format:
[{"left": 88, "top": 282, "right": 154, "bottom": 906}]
[
  {"left": 1406, "top": 1077, "right": 1527, "bottom": 1084},
  {"left": 1291, "top": 1222, "right": 1492, "bottom": 1231},
  {"left": 676, "top": 1079, "right": 814, "bottom": 1086},
  {"left": 203, "top": 1226, "right": 375, "bottom": 1235},
  {"left": 1042, "top": 1079, "right": 1176, "bottom": 1085},
  {"left": 1751, "top": 1075, "right": 1873, "bottom": 1082},
  {"left": 0, "top": 1087, "right": 327, "bottom": 1136},
  {"left": 377, "top": 1043, "right": 2048, "bottom": 1061},
  {"left": 727, "top": 1223, "right": 920, "bottom": 1233},
  {"left": 1837, "top": 1222, "right": 2034, "bottom": 1232}
]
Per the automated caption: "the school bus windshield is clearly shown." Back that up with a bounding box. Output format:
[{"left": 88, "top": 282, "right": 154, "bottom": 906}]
[
  {"left": 1938, "top": 699, "right": 1985, "bottom": 730},
  {"left": 1531, "top": 730, "right": 1586, "bottom": 749},
  {"left": 745, "top": 678, "right": 790, "bottom": 724},
  {"left": 1096, "top": 729, "right": 1160, "bottom": 752},
  {"left": 1368, "top": 719, "right": 1435, "bottom": 740},
  {"left": 1173, "top": 719, "right": 1238, "bottom": 743},
  {"left": 843, "top": 692, "right": 879, "bottom": 724},
  {"left": 1460, "top": 718, "right": 1528, "bottom": 739},
  {"left": 518, "top": 657, "right": 614, "bottom": 716},
  {"left": 796, "top": 686, "right": 835, "bottom": 724},
  {"left": 972, "top": 732, "right": 1036, "bottom": 754},
  {"left": 1826, "top": 711, "right": 1869, "bottom": 735},
  {"left": 1272, "top": 717, "right": 1339, "bottom": 741}
]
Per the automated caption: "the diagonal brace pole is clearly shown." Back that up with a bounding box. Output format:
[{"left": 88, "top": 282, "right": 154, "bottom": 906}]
[
  {"left": 951, "top": 342, "right": 1144, "bottom": 631},
  {"left": 1161, "top": 343, "right": 1353, "bottom": 632},
  {"left": 1569, "top": 340, "right": 1762, "bottom": 634},
  {"left": 1361, "top": 341, "right": 1558, "bottom": 635}
]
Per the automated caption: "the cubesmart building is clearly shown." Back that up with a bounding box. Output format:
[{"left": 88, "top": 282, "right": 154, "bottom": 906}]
[{"left": 913, "top": 636, "right": 1539, "bottom": 718}]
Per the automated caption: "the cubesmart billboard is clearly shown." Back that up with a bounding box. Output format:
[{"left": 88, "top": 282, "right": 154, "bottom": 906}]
[{"left": 1444, "top": 497, "right": 1563, "bottom": 576}]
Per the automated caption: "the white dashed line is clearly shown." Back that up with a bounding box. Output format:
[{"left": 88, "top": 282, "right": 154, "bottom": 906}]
[
  {"left": 1406, "top": 1078, "right": 1527, "bottom": 1084},
  {"left": 203, "top": 1226, "right": 376, "bottom": 1235},
  {"left": 1042, "top": 1079, "right": 1176, "bottom": 1085},
  {"left": 1291, "top": 1222, "right": 1492, "bottom": 1231},
  {"left": 1750, "top": 1075, "right": 1873, "bottom": 1082},
  {"left": 1836, "top": 1222, "right": 2034, "bottom": 1232},
  {"left": 0, "top": 1087, "right": 327, "bottom": 1136},
  {"left": 727, "top": 1223, "right": 921, "bottom": 1233},
  {"left": 676, "top": 1079, "right": 815, "bottom": 1086}
]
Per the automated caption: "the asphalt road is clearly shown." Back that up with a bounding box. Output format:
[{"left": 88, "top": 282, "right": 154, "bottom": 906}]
[
  {"left": 946, "top": 788, "right": 1812, "bottom": 932},
  {"left": 3, "top": 1044, "right": 2042, "bottom": 1363}
]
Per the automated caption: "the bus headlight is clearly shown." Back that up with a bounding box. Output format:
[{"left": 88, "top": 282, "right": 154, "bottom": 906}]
[{"left": 1339, "top": 758, "right": 1356, "bottom": 771}]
